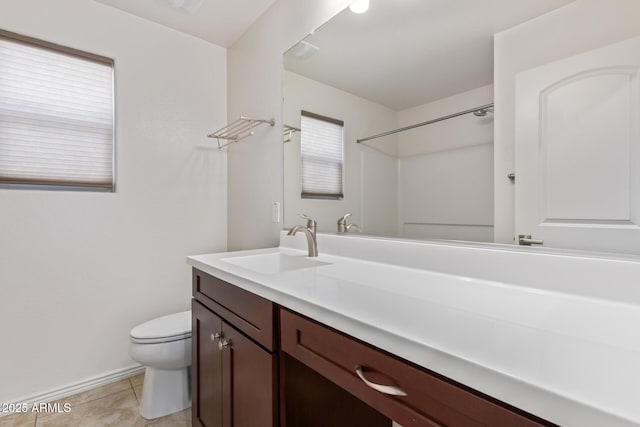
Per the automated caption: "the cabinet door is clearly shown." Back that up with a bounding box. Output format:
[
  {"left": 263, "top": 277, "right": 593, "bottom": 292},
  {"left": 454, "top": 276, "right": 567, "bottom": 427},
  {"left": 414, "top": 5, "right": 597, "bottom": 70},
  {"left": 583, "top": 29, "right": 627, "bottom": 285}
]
[
  {"left": 193, "top": 300, "right": 223, "bottom": 427},
  {"left": 221, "top": 321, "right": 277, "bottom": 427}
]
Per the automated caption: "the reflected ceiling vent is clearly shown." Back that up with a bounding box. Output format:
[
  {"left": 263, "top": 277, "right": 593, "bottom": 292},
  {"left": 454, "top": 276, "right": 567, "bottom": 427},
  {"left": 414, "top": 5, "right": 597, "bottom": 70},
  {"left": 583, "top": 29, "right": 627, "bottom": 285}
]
[
  {"left": 288, "top": 40, "right": 320, "bottom": 60},
  {"left": 167, "top": 0, "right": 203, "bottom": 14}
]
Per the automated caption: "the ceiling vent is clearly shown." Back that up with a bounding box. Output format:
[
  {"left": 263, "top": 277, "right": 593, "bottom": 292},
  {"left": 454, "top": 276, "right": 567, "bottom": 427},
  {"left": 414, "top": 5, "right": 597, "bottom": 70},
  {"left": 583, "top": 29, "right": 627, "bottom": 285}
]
[
  {"left": 167, "top": 0, "right": 203, "bottom": 14},
  {"left": 288, "top": 40, "right": 320, "bottom": 60}
]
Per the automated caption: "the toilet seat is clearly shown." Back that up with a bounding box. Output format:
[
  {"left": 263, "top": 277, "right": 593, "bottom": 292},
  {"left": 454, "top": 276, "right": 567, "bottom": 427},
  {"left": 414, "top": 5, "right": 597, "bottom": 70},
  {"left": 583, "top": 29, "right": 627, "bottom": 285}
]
[
  {"left": 130, "top": 310, "right": 191, "bottom": 344},
  {"left": 130, "top": 332, "right": 190, "bottom": 344}
]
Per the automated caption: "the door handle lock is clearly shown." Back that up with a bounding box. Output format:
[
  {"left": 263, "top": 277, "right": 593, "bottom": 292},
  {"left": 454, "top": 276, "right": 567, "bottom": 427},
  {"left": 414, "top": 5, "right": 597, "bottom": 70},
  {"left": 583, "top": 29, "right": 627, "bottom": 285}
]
[{"left": 519, "top": 234, "right": 543, "bottom": 246}]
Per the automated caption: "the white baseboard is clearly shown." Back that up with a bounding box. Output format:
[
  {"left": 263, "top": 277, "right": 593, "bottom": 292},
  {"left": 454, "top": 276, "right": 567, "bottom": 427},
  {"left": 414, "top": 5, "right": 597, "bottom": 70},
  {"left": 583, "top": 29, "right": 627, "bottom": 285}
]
[{"left": 0, "top": 365, "right": 145, "bottom": 417}]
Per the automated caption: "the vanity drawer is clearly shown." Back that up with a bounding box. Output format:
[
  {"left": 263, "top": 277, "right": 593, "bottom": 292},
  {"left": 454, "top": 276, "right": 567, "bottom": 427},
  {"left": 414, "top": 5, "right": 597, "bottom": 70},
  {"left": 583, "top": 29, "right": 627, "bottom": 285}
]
[
  {"left": 193, "top": 269, "right": 276, "bottom": 351},
  {"left": 280, "top": 309, "right": 553, "bottom": 427}
]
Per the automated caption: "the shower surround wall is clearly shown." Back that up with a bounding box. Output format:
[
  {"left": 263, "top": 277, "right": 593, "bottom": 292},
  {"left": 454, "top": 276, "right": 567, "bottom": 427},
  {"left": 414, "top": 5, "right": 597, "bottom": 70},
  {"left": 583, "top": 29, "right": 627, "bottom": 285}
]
[
  {"left": 0, "top": 0, "right": 227, "bottom": 404},
  {"left": 397, "top": 84, "right": 494, "bottom": 241}
]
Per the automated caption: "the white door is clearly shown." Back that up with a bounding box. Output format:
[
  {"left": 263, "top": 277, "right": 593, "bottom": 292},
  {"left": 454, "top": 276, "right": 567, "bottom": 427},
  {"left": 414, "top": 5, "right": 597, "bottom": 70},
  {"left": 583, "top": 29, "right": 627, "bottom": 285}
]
[{"left": 515, "top": 36, "right": 640, "bottom": 255}]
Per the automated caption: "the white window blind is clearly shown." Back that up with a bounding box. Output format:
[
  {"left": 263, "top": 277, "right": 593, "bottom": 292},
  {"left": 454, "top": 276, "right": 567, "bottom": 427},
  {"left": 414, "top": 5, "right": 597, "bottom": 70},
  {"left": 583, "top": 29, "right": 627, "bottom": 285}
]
[
  {"left": 300, "top": 110, "right": 344, "bottom": 199},
  {"left": 0, "top": 30, "right": 114, "bottom": 191}
]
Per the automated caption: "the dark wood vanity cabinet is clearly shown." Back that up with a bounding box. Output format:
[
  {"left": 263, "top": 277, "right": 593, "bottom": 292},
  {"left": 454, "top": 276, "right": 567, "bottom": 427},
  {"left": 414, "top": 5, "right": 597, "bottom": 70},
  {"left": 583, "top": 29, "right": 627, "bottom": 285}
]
[
  {"left": 192, "top": 301, "right": 223, "bottom": 427},
  {"left": 280, "top": 308, "right": 554, "bottom": 427},
  {"left": 192, "top": 270, "right": 277, "bottom": 427},
  {"left": 192, "top": 268, "right": 554, "bottom": 427}
]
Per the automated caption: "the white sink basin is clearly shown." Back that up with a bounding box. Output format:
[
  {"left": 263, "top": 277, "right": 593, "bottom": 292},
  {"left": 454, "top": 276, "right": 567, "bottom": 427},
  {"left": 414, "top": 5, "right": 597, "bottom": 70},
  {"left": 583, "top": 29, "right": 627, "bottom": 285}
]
[{"left": 221, "top": 252, "right": 330, "bottom": 275}]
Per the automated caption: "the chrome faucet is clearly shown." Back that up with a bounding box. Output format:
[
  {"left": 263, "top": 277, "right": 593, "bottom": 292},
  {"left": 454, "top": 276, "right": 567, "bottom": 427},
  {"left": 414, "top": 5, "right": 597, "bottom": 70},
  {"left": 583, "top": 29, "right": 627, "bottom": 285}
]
[
  {"left": 337, "top": 213, "right": 361, "bottom": 233},
  {"left": 287, "top": 213, "right": 318, "bottom": 257}
]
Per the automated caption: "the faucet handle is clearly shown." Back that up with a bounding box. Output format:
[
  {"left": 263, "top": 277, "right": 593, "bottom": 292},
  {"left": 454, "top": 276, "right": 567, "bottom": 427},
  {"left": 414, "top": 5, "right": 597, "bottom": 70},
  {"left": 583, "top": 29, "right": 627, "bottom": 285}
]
[
  {"left": 337, "top": 213, "right": 360, "bottom": 233},
  {"left": 337, "top": 213, "right": 352, "bottom": 224},
  {"left": 298, "top": 213, "right": 317, "bottom": 229},
  {"left": 337, "top": 213, "right": 354, "bottom": 233}
]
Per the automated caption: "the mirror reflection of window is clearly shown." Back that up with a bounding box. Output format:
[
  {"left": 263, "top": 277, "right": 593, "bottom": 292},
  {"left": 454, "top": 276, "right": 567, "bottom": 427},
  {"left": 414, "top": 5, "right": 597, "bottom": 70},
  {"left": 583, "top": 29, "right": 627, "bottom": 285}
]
[{"left": 300, "top": 110, "right": 344, "bottom": 200}]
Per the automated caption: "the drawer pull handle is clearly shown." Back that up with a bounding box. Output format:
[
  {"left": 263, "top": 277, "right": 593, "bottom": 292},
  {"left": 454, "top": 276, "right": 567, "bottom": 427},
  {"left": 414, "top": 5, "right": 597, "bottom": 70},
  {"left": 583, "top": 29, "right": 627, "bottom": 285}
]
[
  {"left": 218, "top": 339, "right": 231, "bottom": 350},
  {"left": 355, "top": 366, "right": 407, "bottom": 396},
  {"left": 211, "top": 332, "right": 222, "bottom": 342}
]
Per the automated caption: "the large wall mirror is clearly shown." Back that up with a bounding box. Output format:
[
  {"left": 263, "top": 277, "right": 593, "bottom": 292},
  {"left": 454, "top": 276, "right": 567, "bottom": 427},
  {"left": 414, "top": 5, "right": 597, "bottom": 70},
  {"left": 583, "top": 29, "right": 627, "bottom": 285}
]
[{"left": 283, "top": 0, "right": 640, "bottom": 255}]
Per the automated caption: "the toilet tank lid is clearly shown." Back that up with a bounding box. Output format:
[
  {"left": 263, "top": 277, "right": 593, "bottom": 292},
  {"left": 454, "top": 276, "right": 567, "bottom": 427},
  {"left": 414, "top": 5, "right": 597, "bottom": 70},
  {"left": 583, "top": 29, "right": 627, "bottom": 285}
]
[{"left": 130, "top": 310, "right": 191, "bottom": 340}]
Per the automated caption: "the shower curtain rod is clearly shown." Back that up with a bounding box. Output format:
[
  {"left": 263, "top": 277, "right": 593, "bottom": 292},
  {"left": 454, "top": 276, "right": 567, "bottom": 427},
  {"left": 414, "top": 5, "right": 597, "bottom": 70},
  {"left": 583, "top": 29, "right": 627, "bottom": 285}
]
[{"left": 356, "top": 103, "right": 494, "bottom": 144}]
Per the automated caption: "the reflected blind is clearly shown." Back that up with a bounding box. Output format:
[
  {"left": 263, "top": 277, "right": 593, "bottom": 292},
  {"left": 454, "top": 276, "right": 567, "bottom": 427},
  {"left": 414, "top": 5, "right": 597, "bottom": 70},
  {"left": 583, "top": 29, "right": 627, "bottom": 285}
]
[
  {"left": 0, "top": 30, "right": 114, "bottom": 190},
  {"left": 300, "top": 111, "right": 344, "bottom": 199}
]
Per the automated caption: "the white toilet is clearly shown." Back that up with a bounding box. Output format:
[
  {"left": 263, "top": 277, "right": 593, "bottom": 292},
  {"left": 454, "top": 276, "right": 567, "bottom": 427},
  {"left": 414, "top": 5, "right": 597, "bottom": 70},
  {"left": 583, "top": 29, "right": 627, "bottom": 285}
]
[{"left": 129, "top": 310, "right": 192, "bottom": 419}]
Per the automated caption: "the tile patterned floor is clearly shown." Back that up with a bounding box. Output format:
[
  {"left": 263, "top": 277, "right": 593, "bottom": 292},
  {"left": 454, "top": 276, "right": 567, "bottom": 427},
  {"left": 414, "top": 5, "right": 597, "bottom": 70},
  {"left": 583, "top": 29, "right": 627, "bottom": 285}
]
[{"left": 0, "top": 374, "right": 191, "bottom": 427}]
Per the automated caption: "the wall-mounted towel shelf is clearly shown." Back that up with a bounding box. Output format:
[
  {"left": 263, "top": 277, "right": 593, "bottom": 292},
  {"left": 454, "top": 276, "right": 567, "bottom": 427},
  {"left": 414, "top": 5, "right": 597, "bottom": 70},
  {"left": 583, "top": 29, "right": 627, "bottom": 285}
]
[
  {"left": 283, "top": 124, "right": 300, "bottom": 143},
  {"left": 208, "top": 116, "right": 275, "bottom": 149}
]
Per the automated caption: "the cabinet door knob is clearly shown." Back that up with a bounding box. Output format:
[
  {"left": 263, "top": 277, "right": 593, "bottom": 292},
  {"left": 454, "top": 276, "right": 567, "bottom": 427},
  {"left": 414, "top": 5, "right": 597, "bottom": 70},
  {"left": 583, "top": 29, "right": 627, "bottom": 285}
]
[
  {"left": 211, "top": 332, "right": 222, "bottom": 342},
  {"left": 355, "top": 366, "right": 407, "bottom": 396},
  {"left": 218, "top": 339, "right": 231, "bottom": 351}
]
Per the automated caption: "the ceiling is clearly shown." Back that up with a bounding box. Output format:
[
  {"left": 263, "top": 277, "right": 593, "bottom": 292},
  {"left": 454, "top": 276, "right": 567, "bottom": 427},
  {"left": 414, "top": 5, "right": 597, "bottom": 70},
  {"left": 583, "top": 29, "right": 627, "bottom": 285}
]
[
  {"left": 93, "top": 0, "right": 276, "bottom": 48},
  {"left": 284, "top": 0, "right": 576, "bottom": 111}
]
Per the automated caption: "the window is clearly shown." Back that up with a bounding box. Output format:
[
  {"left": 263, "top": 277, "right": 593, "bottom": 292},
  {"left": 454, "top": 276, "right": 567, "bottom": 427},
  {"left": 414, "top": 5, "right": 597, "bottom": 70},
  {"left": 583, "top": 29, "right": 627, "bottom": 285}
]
[
  {"left": 0, "top": 29, "right": 114, "bottom": 191},
  {"left": 300, "top": 110, "right": 344, "bottom": 199}
]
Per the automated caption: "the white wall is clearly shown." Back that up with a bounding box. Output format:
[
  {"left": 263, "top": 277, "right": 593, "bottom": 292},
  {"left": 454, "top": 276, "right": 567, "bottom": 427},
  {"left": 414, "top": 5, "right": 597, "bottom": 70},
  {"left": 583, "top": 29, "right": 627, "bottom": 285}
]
[
  {"left": 397, "top": 85, "right": 494, "bottom": 241},
  {"left": 283, "top": 71, "right": 398, "bottom": 234},
  {"left": 0, "top": 0, "right": 227, "bottom": 403},
  {"left": 361, "top": 146, "right": 400, "bottom": 236},
  {"left": 227, "top": 0, "right": 353, "bottom": 250},
  {"left": 494, "top": 0, "right": 640, "bottom": 243}
]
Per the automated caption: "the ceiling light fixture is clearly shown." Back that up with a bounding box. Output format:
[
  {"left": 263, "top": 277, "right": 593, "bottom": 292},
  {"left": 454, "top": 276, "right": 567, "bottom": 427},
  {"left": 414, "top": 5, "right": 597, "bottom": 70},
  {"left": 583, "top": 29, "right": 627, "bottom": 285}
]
[{"left": 349, "top": 0, "right": 369, "bottom": 14}]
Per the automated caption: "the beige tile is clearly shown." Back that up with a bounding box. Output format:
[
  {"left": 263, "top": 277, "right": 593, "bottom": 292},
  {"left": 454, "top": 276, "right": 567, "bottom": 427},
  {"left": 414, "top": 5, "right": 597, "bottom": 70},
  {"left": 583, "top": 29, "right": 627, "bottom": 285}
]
[
  {"left": 36, "top": 389, "right": 144, "bottom": 427},
  {"left": 129, "top": 374, "right": 144, "bottom": 388},
  {"left": 49, "top": 379, "right": 132, "bottom": 409},
  {"left": 133, "top": 386, "right": 143, "bottom": 404},
  {"left": 143, "top": 408, "right": 190, "bottom": 427},
  {"left": 0, "top": 412, "right": 36, "bottom": 427}
]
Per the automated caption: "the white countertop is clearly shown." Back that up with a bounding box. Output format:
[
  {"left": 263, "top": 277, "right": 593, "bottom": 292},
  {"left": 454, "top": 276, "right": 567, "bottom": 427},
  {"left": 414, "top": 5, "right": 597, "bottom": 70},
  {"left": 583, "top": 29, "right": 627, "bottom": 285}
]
[{"left": 188, "top": 233, "right": 640, "bottom": 427}]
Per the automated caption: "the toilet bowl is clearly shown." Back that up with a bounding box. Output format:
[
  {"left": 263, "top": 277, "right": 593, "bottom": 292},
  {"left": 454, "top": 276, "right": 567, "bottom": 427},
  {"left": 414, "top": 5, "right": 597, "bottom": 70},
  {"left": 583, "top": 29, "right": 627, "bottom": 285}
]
[{"left": 129, "top": 310, "right": 192, "bottom": 419}]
